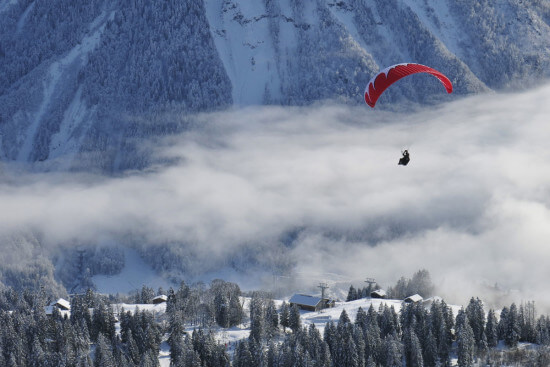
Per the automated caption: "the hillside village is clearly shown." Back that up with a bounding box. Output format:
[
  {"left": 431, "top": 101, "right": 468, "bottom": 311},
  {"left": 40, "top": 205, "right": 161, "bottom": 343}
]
[{"left": 3, "top": 271, "right": 550, "bottom": 367}]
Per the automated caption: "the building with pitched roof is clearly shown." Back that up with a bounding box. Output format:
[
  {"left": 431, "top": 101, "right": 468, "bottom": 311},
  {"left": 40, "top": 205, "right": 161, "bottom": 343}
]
[
  {"left": 153, "top": 295, "right": 168, "bottom": 304},
  {"left": 370, "top": 289, "right": 387, "bottom": 299},
  {"left": 403, "top": 294, "right": 423, "bottom": 304},
  {"left": 289, "top": 294, "right": 334, "bottom": 312}
]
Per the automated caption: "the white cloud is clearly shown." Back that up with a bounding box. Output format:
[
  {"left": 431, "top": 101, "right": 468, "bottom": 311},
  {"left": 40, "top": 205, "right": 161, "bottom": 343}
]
[{"left": 2, "top": 83, "right": 550, "bottom": 309}]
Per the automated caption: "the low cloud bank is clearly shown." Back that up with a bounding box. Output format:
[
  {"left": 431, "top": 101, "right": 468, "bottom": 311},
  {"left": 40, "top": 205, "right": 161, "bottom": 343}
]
[{"left": 2, "top": 84, "right": 550, "bottom": 309}]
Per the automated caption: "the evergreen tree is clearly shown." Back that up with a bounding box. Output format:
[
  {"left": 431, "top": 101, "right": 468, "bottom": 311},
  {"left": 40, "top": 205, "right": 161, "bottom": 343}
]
[
  {"left": 455, "top": 308, "right": 467, "bottom": 332},
  {"left": 428, "top": 300, "right": 451, "bottom": 364},
  {"left": 456, "top": 313, "right": 474, "bottom": 367},
  {"left": 142, "top": 322, "right": 162, "bottom": 358},
  {"left": 353, "top": 326, "right": 366, "bottom": 367},
  {"left": 497, "top": 306, "right": 509, "bottom": 341},
  {"left": 536, "top": 315, "right": 550, "bottom": 345},
  {"left": 211, "top": 343, "right": 230, "bottom": 367},
  {"left": 339, "top": 309, "right": 351, "bottom": 325},
  {"left": 249, "top": 292, "right": 267, "bottom": 343},
  {"left": 355, "top": 306, "right": 367, "bottom": 332},
  {"left": 182, "top": 335, "right": 200, "bottom": 367},
  {"left": 423, "top": 329, "right": 438, "bottom": 367},
  {"left": 485, "top": 309, "right": 498, "bottom": 348},
  {"left": 383, "top": 334, "right": 402, "bottom": 367},
  {"left": 347, "top": 285, "right": 358, "bottom": 302},
  {"left": 0, "top": 336, "right": 5, "bottom": 367},
  {"left": 210, "top": 280, "right": 243, "bottom": 329},
  {"left": 504, "top": 303, "right": 520, "bottom": 348},
  {"left": 265, "top": 299, "right": 279, "bottom": 339},
  {"left": 248, "top": 338, "right": 264, "bottom": 367},
  {"left": 266, "top": 342, "right": 277, "bottom": 367},
  {"left": 304, "top": 324, "right": 330, "bottom": 366},
  {"left": 364, "top": 322, "right": 382, "bottom": 365},
  {"left": 519, "top": 301, "right": 537, "bottom": 343},
  {"left": 111, "top": 335, "right": 129, "bottom": 367},
  {"left": 289, "top": 304, "right": 301, "bottom": 332},
  {"left": 366, "top": 356, "right": 376, "bottom": 367},
  {"left": 71, "top": 296, "right": 93, "bottom": 333},
  {"left": 139, "top": 286, "right": 155, "bottom": 304},
  {"left": 7, "top": 354, "right": 18, "bottom": 367},
  {"left": 167, "top": 311, "right": 185, "bottom": 367},
  {"left": 127, "top": 330, "right": 141, "bottom": 366},
  {"left": 213, "top": 293, "right": 229, "bottom": 328},
  {"left": 319, "top": 342, "right": 332, "bottom": 367},
  {"left": 405, "top": 328, "right": 424, "bottom": 367},
  {"left": 323, "top": 321, "right": 337, "bottom": 358},
  {"left": 292, "top": 343, "right": 307, "bottom": 367},
  {"left": 233, "top": 340, "right": 253, "bottom": 367},
  {"left": 73, "top": 320, "right": 92, "bottom": 367},
  {"left": 119, "top": 310, "right": 132, "bottom": 344},
  {"left": 29, "top": 335, "right": 46, "bottom": 367},
  {"left": 94, "top": 333, "right": 115, "bottom": 367},
  {"left": 165, "top": 288, "right": 177, "bottom": 317},
  {"left": 334, "top": 313, "right": 358, "bottom": 367},
  {"left": 2, "top": 315, "right": 26, "bottom": 366},
  {"left": 341, "top": 331, "right": 359, "bottom": 367},
  {"left": 228, "top": 294, "right": 244, "bottom": 328},
  {"left": 184, "top": 350, "right": 202, "bottom": 367},
  {"left": 280, "top": 302, "right": 290, "bottom": 332},
  {"left": 465, "top": 297, "right": 486, "bottom": 350},
  {"left": 139, "top": 349, "right": 158, "bottom": 367},
  {"left": 91, "top": 301, "right": 116, "bottom": 342},
  {"left": 379, "top": 304, "right": 399, "bottom": 338}
]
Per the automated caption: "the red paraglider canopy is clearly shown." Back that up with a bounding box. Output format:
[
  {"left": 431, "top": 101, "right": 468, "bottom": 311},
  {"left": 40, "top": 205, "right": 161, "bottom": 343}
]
[{"left": 364, "top": 63, "right": 453, "bottom": 108}]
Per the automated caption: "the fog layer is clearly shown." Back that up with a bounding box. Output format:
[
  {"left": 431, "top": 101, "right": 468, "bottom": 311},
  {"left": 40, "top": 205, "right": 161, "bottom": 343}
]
[{"left": 1, "top": 84, "right": 550, "bottom": 307}]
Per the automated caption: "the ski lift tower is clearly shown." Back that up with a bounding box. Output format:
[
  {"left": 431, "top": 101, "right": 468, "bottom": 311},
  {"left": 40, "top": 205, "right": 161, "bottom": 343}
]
[
  {"left": 318, "top": 282, "right": 329, "bottom": 311},
  {"left": 318, "top": 282, "right": 329, "bottom": 300},
  {"left": 365, "top": 278, "right": 377, "bottom": 294}
]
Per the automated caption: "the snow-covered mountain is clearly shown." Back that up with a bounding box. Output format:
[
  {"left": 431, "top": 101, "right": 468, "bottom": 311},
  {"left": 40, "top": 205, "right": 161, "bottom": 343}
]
[{"left": 1, "top": 0, "right": 549, "bottom": 171}]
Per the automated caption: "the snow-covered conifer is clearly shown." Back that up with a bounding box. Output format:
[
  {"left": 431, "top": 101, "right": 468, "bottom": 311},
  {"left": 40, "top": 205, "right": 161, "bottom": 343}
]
[
  {"left": 289, "top": 304, "right": 301, "bottom": 332},
  {"left": 280, "top": 302, "right": 290, "bottom": 331},
  {"left": 456, "top": 318, "right": 475, "bottom": 367},
  {"left": 504, "top": 303, "right": 520, "bottom": 347},
  {"left": 485, "top": 309, "right": 498, "bottom": 348}
]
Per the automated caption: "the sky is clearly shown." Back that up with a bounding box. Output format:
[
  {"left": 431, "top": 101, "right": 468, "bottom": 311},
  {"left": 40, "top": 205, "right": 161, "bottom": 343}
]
[{"left": 1, "top": 83, "right": 550, "bottom": 309}]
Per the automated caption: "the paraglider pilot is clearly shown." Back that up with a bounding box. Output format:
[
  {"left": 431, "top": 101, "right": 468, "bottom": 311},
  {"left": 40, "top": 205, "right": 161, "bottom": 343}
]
[{"left": 398, "top": 150, "right": 410, "bottom": 166}]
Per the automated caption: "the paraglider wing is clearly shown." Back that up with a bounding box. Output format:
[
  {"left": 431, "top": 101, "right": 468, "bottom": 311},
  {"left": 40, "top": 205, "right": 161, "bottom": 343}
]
[{"left": 364, "top": 63, "right": 453, "bottom": 108}]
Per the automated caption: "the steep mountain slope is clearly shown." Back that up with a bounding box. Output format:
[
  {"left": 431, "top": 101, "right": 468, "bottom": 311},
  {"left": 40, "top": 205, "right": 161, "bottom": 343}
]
[{"left": 1, "top": 0, "right": 549, "bottom": 171}]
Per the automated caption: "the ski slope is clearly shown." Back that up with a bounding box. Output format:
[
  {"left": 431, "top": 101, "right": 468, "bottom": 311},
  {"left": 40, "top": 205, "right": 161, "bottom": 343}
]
[{"left": 92, "top": 247, "right": 173, "bottom": 295}]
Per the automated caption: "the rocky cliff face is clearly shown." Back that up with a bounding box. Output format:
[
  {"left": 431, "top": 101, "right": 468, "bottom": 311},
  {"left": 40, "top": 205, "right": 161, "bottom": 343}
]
[{"left": 1, "top": 0, "right": 549, "bottom": 171}]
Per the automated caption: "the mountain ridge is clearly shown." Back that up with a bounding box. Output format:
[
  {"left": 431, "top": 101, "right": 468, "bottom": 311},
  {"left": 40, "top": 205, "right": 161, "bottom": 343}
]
[{"left": 1, "top": 0, "right": 549, "bottom": 171}]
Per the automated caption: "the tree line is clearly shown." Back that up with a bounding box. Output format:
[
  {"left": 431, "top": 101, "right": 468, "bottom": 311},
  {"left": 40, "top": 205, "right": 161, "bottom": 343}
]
[
  {"left": 229, "top": 297, "right": 550, "bottom": 367},
  {"left": 2, "top": 279, "right": 550, "bottom": 366}
]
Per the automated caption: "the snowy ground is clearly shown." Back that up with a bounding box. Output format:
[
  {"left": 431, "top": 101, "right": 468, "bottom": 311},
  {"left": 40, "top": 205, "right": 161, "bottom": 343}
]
[
  {"left": 91, "top": 245, "right": 268, "bottom": 295},
  {"left": 92, "top": 247, "right": 174, "bottom": 295}
]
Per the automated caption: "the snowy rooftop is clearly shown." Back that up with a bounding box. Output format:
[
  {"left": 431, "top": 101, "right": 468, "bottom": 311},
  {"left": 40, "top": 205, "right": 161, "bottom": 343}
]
[
  {"left": 153, "top": 295, "right": 168, "bottom": 303},
  {"left": 51, "top": 298, "right": 71, "bottom": 310},
  {"left": 404, "top": 294, "right": 423, "bottom": 303},
  {"left": 371, "top": 289, "right": 387, "bottom": 297},
  {"left": 289, "top": 294, "right": 323, "bottom": 307}
]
